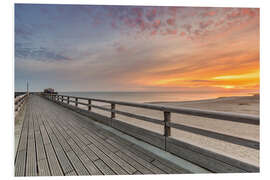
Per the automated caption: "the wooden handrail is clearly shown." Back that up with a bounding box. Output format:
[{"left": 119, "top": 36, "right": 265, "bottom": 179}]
[
  {"left": 41, "top": 93, "right": 260, "bottom": 150},
  {"left": 43, "top": 93, "right": 259, "bottom": 124},
  {"left": 15, "top": 93, "right": 28, "bottom": 113}
]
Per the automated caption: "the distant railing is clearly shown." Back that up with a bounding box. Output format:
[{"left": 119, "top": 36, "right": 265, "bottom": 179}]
[
  {"left": 15, "top": 93, "right": 28, "bottom": 114},
  {"left": 41, "top": 92, "right": 260, "bottom": 172}
]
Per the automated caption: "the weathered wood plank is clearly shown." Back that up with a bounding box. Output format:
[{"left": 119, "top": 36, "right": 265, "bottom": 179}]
[
  {"left": 26, "top": 113, "right": 37, "bottom": 176},
  {"left": 115, "top": 151, "right": 153, "bottom": 174},
  {"left": 78, "top": 154, "right": 102, "bottom": 175},
  {"left": 15, "top": 150, "right": 27, "bottom": 176},
  {"left": 40, "top": 119, "right": 63, "bottom": 176},
  {"left": 94, "top": 159, "right": 115, "bottom": 175},
  {"left": 105, "top": 139, "right": 165, "bottom": 174},
  {"left": 66, "top": 151, "right": 90, "bottom": 175},
  {"left": 84, "top": 134, "right": 136, "bottom": 174},
  {"left": 88, "top": 144, "right": 128, "bottom": 175},
  {"left": 37, "top": 159, "right": 51, "bottom": 176},
  {"left": 106, "top": 138, "right": 154, "bottom": 163}
]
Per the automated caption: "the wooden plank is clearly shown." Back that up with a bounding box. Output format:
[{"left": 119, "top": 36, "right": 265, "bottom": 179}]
[
  {"left": 84, "top": 134, "right": 137, "bottom": 174},
  {"left": 115, "top": 151, "right": 153, "bottom": 174},
  {"left": 37, "top": 159, "right": 51, "bottom": 176},
  {"left": 35, "top": 131, "right": 47, "bottom": 161},
  {"left": 112, "top": 138, "right": 190, "bottom": 174},
  {"left": 105, "top": 139, "right": 165, "bottom": 174},
  {"left": 26, "top": 113, "right": 37, "bottom": 176},
  {"left": 40, "top": 120, "right": 63, "bottom": 176},
  {"left": 88, "top": 144, "right": 128, "bottom": 175},
  {"left": 133, "top": 171, "right": 142, "bottom": 175},
  {"left": 66, "top": 151, "right": 90, "bottom": 175},
  {"left": 151, "top": 160, "right": 187, "bottom": 174},
  {"left": 15, "top": 150, "right": 27, "bottom": 176},
  {"left": 43, "top": 115, "right": 80, "bottom": 176},
  {"left": 106, "top": 138, "right": 154, "bottom": 163},
  {"left": 65, "top": 170, "right": 77, "bottom": 176},
  {"left": 49, "top": 115, "right": 102, "bottom": 176},
  {"left": 94, "top": 159, "right": 116, "bottom": 175},
  {"left": 78, "top": 154, "right": 102, "bottom": 175}
]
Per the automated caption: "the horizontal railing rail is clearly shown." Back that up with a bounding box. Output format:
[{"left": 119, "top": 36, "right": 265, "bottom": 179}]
[
  {"left": 15, "top": 93, "right": 28, "bottom": 113},
  {"left": 41, "top": 93, "right": 259, "bottom": 151}
]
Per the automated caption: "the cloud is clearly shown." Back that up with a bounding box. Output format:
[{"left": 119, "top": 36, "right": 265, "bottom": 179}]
[
  {"left": 152, "top": 19, "right": 161, "bottom": 28},
  {"left": 166, "top": 18, "right": 176, "bottom": 26},
  {"left": 15, "top": 45, "right": 71, "bottom": 61},
  {"left": 201, "top": 10, "right": 217, "bottom": 17},
  {"left": 166, "top": 28, "right": 178, "bottom": 35},
  {"left": 15, "top": 27, "right": 33, "bottom": 39},
  {"left": 182, "top": 24, "right": 192, "bottom": 33},
  {"left": 180, "top": 31, "right": 186, "bottom": 36},
  {"left": 146, "top": 8, "right": 157, "bottom": 21},
  {"left": 199, "top": 20, "right": 214, "bottom": 29}
]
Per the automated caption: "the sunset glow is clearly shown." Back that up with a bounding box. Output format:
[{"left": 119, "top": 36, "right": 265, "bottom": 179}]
[{"left": 15, "top": 5, "right": 259, "bottom": 95}]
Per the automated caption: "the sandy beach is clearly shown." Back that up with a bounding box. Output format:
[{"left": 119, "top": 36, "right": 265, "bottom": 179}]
[{"left": 88, "top": 94, "right": 259, "bottom": 167}]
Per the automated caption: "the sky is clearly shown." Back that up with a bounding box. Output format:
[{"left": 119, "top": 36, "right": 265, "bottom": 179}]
[{"left": 15, "top": 4, "right": 259, "bottom": 94}]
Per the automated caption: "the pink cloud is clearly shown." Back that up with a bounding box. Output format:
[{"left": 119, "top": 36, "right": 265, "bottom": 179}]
[
  {"left": 199, "top": 20, "right": 214, "bottom": 29},
  {"left": 182, "top": 24, "right": 192, "bottom": 33},
  {"left": 180, "top": 31, "right": 186, "bottom": 36},
  {"left": 215, "top": 19, "right": 225, "bottom": 27},
  {"left": 151, "top": 30, "right": 157, "bottom": 36},
  {"left": 111, "top": 21, "right": 117, "bottom": 29},
  {"left": 116, "top": 45, "right": 125, "bottom": 52},
  {"left": 166, "top": 28, "right": 178, "bottom": 35},
  {"left": 146, "top": 8, "right": 157, "bottom": 21},
  {"left": 240, "top": 8, "right": 257, "bottom": 17},
  {"left": 168, "top": 7, "right": 177, "bottom": 18},
  {"left": 131, "top": 7, "right": 143, "bottom": 18},
  {"left": 226, "top": 10, "right": 241, "bottom": 20},
  {"left": 201, "top": 11, "right": 217, "bottom": 17},
  {"left": 124, "top": 18, "right": 136, "bottom": 28},
  {"left": 153, "top": 19, "right": 161, "bottom": 28},
  {"left": 167, "top": 18, "right": 176, "bottom": 26}
]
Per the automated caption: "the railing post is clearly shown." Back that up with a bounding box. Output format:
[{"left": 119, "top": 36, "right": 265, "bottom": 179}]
[
  {"left": 75, "top": 98, "right": 78, "bottom": 107},
  {"left": 111, "top": 103, "right": 115, "bottom": 119},
  {"left": 88, "top": 99, "right": 91, "bottom": 111},
  {"left": 164, "top": 111, "right": 171, "bottom": 151},
  {"left": 67, "top": 97, "right": 70, "bottom": 104}
]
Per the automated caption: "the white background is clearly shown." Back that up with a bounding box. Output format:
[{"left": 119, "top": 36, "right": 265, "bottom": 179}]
[{"left": 1, "top": 0, "right": 269, "bottom": 179}]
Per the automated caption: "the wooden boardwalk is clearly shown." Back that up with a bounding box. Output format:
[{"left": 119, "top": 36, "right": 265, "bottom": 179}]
[{"left": 15, "top": 95, "right": 189, "bottom": 176}]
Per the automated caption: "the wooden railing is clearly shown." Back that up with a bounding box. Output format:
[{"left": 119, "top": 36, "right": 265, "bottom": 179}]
[
  {"left": 15, "top": 93, "right": 28, "bottom": 114},
  {"left": 41, "top": 93, "right": 260, "bottom": 172}
]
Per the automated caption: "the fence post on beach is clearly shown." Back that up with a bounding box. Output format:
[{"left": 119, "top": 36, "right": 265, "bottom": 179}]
[
  {"left": 75, "top": 97, "right": 78, "bottom": 107},
  {"left": 164, "top": 111, "right": 171, "bottom": 150},
  {"left": 88, "top": 99, "right": 91, "bottom": 111},
  {"left": 67, "top": 97, "right": 69, "bottom": 104},
  {"left": 62, "top": 95, "right": 63, "bottom": 102},
  {"left": 111, "top": 103, "right": 115, "bottom": 119}
]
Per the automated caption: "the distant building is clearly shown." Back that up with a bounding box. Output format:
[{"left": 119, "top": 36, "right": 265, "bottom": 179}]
[{"left": 43, "top": 88, "right": 58, "bottom": 94}]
